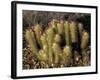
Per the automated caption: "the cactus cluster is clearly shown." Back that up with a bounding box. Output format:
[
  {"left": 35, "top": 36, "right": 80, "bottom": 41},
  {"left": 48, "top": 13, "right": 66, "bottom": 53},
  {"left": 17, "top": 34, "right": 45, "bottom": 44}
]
[{"left": 23, "top": 19, "right": 90, "bottom": 69}]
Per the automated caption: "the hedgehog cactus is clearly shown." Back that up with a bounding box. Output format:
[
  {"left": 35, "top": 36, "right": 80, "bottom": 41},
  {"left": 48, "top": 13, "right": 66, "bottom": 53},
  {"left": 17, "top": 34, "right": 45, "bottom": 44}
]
[{"left": 24, "top": 19, "right": 90, "bottom": 68}]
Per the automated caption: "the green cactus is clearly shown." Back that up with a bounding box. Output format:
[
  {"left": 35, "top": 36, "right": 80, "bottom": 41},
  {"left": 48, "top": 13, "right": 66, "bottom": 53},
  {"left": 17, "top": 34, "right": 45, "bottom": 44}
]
[
  {"left": 57, "top": 21, "right": 64, "bottom": 35},
  {"left": 69, "top": 21, "right": 78, "bottom": 43},
  {"left": 52, "top": 43, "right": 62, "bottom": 65},
  {"left": 81, "top": 31, "right": 89, "bottom": 49},
  {"left": 25, "top": 29, "right": 38, "bottom": 55},
  {"left": 63, "top": 46, "right": 72, "bottom": 66},
  {"left": 46, "top": 27, "right": 55, "bottom": 47},
  {"left": 34, "top": 24, "right": 42, "bottom": 48},
  {"left": 48, "top": 47, "right": 54, "bottom": 66},
  {"left": 40, "top": 33, "right": 48, "bottom": 48},
  {"left": 64, "top": 21, "right": 71, "bottom": 45},
  {"left": 24, "top": 19, "right": 90, "bottom": 68}
]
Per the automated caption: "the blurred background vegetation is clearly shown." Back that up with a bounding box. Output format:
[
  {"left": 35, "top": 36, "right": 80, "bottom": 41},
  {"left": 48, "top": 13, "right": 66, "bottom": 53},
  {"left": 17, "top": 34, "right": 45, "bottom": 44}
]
[{"left": 23, "top": 10, "right": 91, "bottom": 32}]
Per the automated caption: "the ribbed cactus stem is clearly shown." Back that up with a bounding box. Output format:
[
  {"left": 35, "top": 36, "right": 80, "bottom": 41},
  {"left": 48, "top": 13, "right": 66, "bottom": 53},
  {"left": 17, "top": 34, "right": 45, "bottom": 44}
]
[
  {"left": 64, "top": 21, "right": 71, "bottom": 45},
  {"left": 81, "top": 31, "right": 89, "bottom": 49},
  {"left": 34, "top": 24, "right": 42, "bottom": 48},
  {"left": 48, "top": 47, "right": 54, "bottom": 66},
  {"left": 52, "top": 43, "right": 62, "bottom": 65},
  {"left": 43, "top": 45, "right": 48, "bottom": 56},
  {"left": 40, "top": 33, "right": 48, "bottom": 48},
  {"left": 69, "top": 21, "right": 78, "bottom": 43},
  {"left": 57, "top": 22, "right": 64, "bottom": 35},
  {"left": 63, "top": 46, "right": 72, "bottom": 65},
  {"left": 46, "top": 27, "right": 55, "bottom": 47},
  {"left": 25, "top": 30, "right": 38, "bottom": 55}
]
